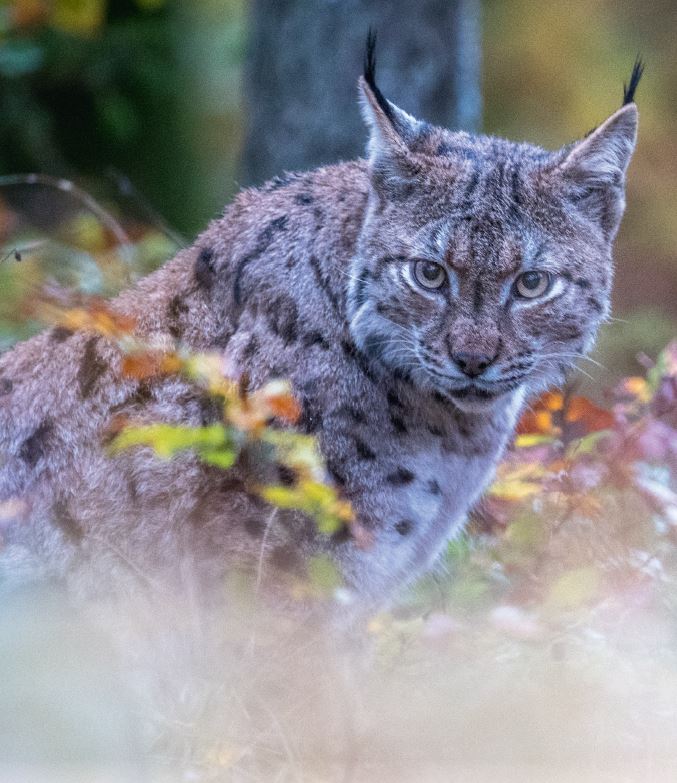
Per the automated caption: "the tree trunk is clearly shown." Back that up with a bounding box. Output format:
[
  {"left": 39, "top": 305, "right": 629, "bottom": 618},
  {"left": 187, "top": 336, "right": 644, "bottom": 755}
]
[{"left": 240, "top": 0, "right": 482, "bottom": 186}]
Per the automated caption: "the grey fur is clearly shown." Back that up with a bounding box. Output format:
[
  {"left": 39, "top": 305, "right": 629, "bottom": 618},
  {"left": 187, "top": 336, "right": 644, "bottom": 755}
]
[{"left": 0, "top": 71, "right": 638, "bottom": 612}]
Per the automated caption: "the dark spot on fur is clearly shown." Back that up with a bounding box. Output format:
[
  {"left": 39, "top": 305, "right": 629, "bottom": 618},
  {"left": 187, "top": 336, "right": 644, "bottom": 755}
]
[
  {"left": 340, "top": 339, "right": 378, "bottom": 384},
  {"left": 53, "top": 500, "right": 84, "bottom": 543},
  {"left": 126, "top": 473, "right": 139, "bottom": 503},
  {"left": 234, "top": 216, "right": 288, "bottom": 307},
  {"left": 587, "top": 296, "right": 604, "bottom": 313},
  {"left": 473, "top": 280, "right": 484, "bottom": 312},
  {"left": 428, "top": 479, "right": 442, "bottom": 495},
  {"left": 267, "top": 296, "right": 299, "bottom": 344},
  {"left": 50, "top": 326, "right": 73, "bottom": 343},
  {"left": 303, "top": 331, "right": 331, "bottom": 350},
  {"left": 395, "top": 519, "right": 413, "bottom": 536},
  {"left": 243, "top": 515, "right": 265, "bottom": 538},
  {"left": 560, "top": 326, "right": 584, "bottom": 341},
  {"left": 297, "top": 396, "right": 321, "bottom": 433},
  {"left": 390, "top": 413, "right": 408, "bottom": 434},
  {"left": 111, "top": 382, "right": 153, "bottom": 414},
  {"left": 326, "top": 459, "right": 347, "bottom": 487},
  {"left": 167, "top": 295, "right": 189, "bottom": 339},
  {"left": 387, "top": 467, "right": 415, "bottom": 486},
  {"left": 392, "top": 367, "right": 413, "bottom": 385},
  {"left": 220, "top": 475, "right": 247, "bottom": 494},
  {"left": 194, "top": 247, "right": 217, "bottom": 290},
  {"left": 387, "top": 389, "right": 403, "bottom": 409},
  {"left": 334, "top": 404, "right": 367, "bottom": 425},
  {"left": 78, "top": 337, "right": 107, "bottom": 399},
  {"left": 330, "top": 524, "right": 352, "bottom": 545},
  {"left": 427, "top": 424, "right": 444, "bottom": 437},
  {"left": 242, "top": 333, "right": 259, "bottom": 362},
  {"left": 575, "top": 277, "right": 591, "bottom": 290},
  {"left": 354, "top": 438, "right": 376, "bottom": 461},
  {"left": 349, "top": 408, "right": 367, "bottom": 425},
  {"left": 197, "top": 393, "right": 222, "bottom": 426},
  {"left": 277, "top": 463, "right": 297, "bottom": 487},
  {"left": 309, "top": 255, "right": 341, "bottom": 314},
  {"left": 267, "top": 365, "right": 288, "bottom": 380},
  {"left": 294, "top": 192, "right": 314, "bottom": 205},
  {"left": 19, "top": 420, "right": 53, "bottom": 467},
  {"left": 0, "top": 377, "right": 12, "bottom": 395},
  {"left": 270, "top": 545, "right": 302, "bottom": 574},
  {"left": 459, "top": 168, "right": 480, "bottom": 209}
]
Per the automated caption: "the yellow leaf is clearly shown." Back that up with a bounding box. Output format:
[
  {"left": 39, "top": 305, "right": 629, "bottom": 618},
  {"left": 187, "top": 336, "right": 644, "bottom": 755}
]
[
  {"left": 51, "top": 0, "right": 106, "bottom": 35},
  {"left": 621, "top": 376, "right": 652, "bottom": 403},
  {"left": 514, "top": 433, "right": 554, "bottom": 448},
  {"left": 490, "top": 463, "right": 546, "bottom": 501}
]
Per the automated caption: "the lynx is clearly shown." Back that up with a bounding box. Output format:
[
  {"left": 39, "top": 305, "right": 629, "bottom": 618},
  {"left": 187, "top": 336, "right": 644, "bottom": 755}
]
[{"left": 0, "top": 39, "right": 641, "bottom": 610}]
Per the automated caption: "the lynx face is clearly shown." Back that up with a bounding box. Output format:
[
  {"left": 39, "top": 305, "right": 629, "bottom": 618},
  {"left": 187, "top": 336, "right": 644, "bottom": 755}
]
[{"left": 348, "top": 51, "right": 639, "bottom": 411}]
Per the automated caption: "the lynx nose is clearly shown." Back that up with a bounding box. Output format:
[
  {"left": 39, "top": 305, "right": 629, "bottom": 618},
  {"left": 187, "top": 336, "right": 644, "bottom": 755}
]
[{"left": 451, "top": 351, "right": 495, "bottom": 379}]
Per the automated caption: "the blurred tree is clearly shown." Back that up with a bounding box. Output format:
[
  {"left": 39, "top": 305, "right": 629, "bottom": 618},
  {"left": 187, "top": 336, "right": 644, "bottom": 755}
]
[{"left": 239, "top": 0, "right": 482, "bottom": 186}]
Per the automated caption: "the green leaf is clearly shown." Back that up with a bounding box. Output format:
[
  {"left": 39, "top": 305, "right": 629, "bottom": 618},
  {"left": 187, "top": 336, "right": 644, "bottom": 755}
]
[
  {"left": 112, "top": 423, "right": 232, "bottom": 460},
  {"left": 200, "top": 449, "right": 236, "bottom": 469},
  {"left": 307, "top": 554, "right": 342, "bottom": 592}
]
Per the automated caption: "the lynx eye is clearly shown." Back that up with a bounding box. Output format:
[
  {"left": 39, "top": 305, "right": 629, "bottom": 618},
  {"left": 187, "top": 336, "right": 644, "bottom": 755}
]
[
  {"left": 413, "top": 260, "right": 446, "bottom": 290},
  {"left": 514, "top": 271, "right": 551, "bottom": 299}
]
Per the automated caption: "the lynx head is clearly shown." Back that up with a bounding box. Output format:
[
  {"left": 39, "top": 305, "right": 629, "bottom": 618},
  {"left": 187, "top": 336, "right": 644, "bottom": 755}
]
[{"left": 347, "top": 33, "right": 641, "bottom": 411}]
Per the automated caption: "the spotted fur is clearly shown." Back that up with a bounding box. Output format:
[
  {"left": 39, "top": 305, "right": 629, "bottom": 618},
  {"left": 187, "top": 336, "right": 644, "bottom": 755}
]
[{"left": 0, "top": 43, "right": 640, "bottom": 610}]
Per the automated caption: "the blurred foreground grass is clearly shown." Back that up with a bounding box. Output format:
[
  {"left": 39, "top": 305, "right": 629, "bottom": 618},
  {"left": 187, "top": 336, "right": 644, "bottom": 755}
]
[{"left": 3, "top": 570, "right": 677, "bottom": 783}]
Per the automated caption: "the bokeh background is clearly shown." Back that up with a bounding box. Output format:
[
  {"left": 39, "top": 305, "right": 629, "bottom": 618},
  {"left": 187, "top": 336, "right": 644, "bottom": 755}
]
[{"left": 0, "top": 0, "right": 675, "bottom": 374}]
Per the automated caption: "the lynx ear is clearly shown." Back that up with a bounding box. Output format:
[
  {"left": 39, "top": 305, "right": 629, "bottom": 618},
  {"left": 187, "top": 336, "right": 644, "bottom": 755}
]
[
  {"left": 559, "top": 103, "right": 638, "bottom": 238},
  {"left": 358, "top": 30, "right": 421, "bottom": 181},
  {"left": 562, "top": 104, "right": 638, "bottom": 188}
]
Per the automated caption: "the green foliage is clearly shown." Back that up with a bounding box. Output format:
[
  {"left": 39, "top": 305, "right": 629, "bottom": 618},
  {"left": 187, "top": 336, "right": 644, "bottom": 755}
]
[{"left": 112, "top": 422, "right": 236, "bottom": 467}]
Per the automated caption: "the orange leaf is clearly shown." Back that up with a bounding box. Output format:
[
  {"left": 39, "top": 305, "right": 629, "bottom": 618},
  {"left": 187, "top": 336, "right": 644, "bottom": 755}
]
[
  {"left": 517, "top": 390, "right": 613, "bottom": 437},
  {"left": 39, "top": 299, "right": 137, "bottom": 339},
  {"left": 565, "top": 396, "right": 615, "bottom": 433},
  {"left": 263, "top": 386, "right": 301, "bottom": 424}
]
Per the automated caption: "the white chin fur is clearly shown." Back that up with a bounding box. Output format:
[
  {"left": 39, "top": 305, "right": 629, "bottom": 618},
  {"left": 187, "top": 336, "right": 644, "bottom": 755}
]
[{"left": 449, "top": 394, "right": 506, "bottom": 414}]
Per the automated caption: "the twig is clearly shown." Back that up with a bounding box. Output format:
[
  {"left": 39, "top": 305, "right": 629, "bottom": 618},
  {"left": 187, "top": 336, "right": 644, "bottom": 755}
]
[
  {"left": 106, "top": 167, "right": 187, "bottom": 249},
  {"left": 0, "top": 173, "right": 135, "bottom": 265}
]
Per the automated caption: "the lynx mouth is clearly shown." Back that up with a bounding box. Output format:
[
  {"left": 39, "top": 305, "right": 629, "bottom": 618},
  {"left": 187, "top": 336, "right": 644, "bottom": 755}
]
[{"left": 446, "top": 383, "right": 518, "bottom": 412}]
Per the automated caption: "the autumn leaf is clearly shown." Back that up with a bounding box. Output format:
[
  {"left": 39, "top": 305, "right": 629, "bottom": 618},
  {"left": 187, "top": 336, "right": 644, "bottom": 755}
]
[
  {"left": 111, "top": 422, "right": 234, "bottom": 462},
  {"left": 121, "top": 350, "right": 182, "bottom": 380},
  {"left": 565, "top": 396, "right": 615, "bottom": 434},
  {"left": 260, "top": 480, "right": 353, "bottom": 535},
  {"left": 516, "top": 391, "right": 563, "bottom": 437},
  {"left": 517, "top": 390, "right": 614, "bottom": 438},
  {"left": 227, "top": 379, "right": 300, "bottom": 433},
  {"left": 260, "top": 379, "right": 301, "bottom": 424},
  {"left": 37, "top": 299, "right": 137, "bottom": 340},
  {"left": 490, "top": 463, "right": 547, "bottom": 501}
]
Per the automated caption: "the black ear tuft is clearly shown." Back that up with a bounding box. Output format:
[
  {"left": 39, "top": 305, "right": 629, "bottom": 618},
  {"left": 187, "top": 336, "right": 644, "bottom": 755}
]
[
  {"left": 363, "top": 28, "right": 395, "bottom": 123},
  {"left": 623, "top": 57, "right": 644, "bottom": 105},
  {"left": 364, "top": 28, "right": 377, "bottom": 88}
]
